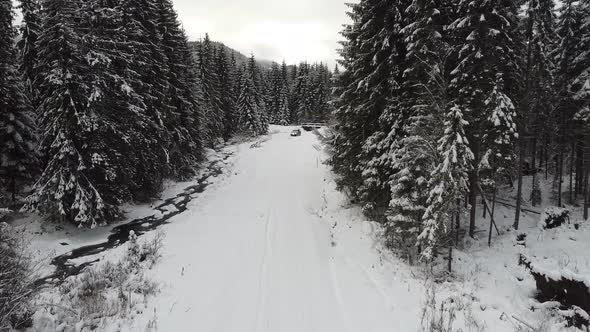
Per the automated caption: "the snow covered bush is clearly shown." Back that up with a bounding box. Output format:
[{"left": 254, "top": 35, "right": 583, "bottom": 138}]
[
  {"left": 421, "top": 283, "right": 457, "bottom": 332},
  {"left": 45, "top": 231, "right": 164, "bottom": 329},
  {"left": 540, "top": 207, "right": 570, "bottom": 230},
  {"left": 0, "top": 222, "right": 36, "bottom": 330}
]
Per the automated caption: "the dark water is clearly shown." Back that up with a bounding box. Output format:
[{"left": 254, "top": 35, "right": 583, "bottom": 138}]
[{"left": 35, "top": 152, "right": 232, "bottom": 287}]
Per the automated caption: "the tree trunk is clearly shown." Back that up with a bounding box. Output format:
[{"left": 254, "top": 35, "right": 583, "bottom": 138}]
[
  {"left": 576, "top": 139, "right": 583, "bottom": 196},
  {"left": 488, "top": 184, "right": 497, "bottom": 247},
  {"left": 10, "top": 175, "right": 16, "bottom": 203},
  {"left": 545, "top": 141, "right": 548, "bottom": 180},
  {"left": 514, "top": 139, "right": 524, "bottom": 230},
  {"left": 456, "top": 198, "right": 461, "bottom": 245},
  {"left": 531, "top": 136, "right": 537, "bottom": 170},
  {"left": 558, "top": 146, "right": 564, "bottom": 207},
  {"left": 585, "top": 136, "right": 590, "bottom": 219},
  {"left": 584, "top": 171, "right": 589, "bottom": 220},
  {"left": 448, "top": 235, "right": 453, "bottom": 273},
  {"left": 570, "top": 140, "right": 575, "bottom": 204},
  {"left": 469, "top": 140, "right": 480, "bottom": 238}
]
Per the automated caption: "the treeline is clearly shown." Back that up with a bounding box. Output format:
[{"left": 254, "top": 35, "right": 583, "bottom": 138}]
[
  {"left": 193, "top": 36, "right": 334, "bottom": 129},
  {"left": 0, "top": 0, "right": 332, "bottom": 228},
  {"left": 331, "top": 0, "right": 590, "bottom": 263}
]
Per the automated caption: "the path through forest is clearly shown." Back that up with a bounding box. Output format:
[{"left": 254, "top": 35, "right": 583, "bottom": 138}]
[{"left": 135, "top": 126, "right": 422, "bottom": 331}]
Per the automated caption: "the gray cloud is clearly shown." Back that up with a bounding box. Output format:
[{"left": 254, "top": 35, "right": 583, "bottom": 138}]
[{"left": 173, "top": 0, "right": 350, "bottom": 67}]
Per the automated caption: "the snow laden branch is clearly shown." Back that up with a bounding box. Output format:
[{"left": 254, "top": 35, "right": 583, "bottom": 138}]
[{"left": 419, "top": 106, "right": 473, "bottom": 261}]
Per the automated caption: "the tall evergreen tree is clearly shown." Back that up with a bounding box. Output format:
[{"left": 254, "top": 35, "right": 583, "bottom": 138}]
[
  {"left": 237, "top": 75, "right": 265, "bottom": 135},
  {"left": 0, "top": 0, "right": 38, "bottom": 202},
  {"left": 197, "top": 34, "right": 224, "bottom": 143},
  {"left": 16, "top": 0, "right": 41, "bottom": 100},
  {"left": 448, "top": 0, "right": 520, "bottom": 236},
  {"left": 419, "top": 105, "right": 473, "bottom": 260},
  {"left": 23, "top": 0, "right": 117, "bottom": 227},
  {"left": 215, "top": 45, "right": 238, "bottom": 141},
  {"left": 156, "top": 0, "right": 202, "bottom": 177}
]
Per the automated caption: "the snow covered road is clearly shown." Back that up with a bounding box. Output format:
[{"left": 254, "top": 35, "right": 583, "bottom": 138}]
[{"left": 138, "top": 126, "right": 422, "bottom": 332}]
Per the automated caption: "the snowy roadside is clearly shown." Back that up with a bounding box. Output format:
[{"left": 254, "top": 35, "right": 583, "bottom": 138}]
[
  {"left": 423, "top": 177, "right": 590, "bottom": 332},
  {"left": 10, "top": 143, "right": 241, "bottom": 331},
  {"left": 14, "top": 126, "right": 590, "bottom": 332}
]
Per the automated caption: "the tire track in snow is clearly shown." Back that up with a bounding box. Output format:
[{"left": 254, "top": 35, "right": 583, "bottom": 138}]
[
  {"left": 255, "top": 205, "right": 274, "bottom": 332},
  {"left": 327, "top": 258, "right": 354, "bottom": 332}
]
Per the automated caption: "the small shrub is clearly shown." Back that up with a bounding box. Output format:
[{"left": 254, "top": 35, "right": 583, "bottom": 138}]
[
  {"left": 53, "top": 231, "right": 164, "bottom": 328},
  {"left": 421, "top": 283, "right": 457, "bottom": 332},
  {"left": 0, "top": 223, "right": 36, "bottom": 330},
  {"left": 540, "top": 207, "right": 570, "bottom": 230}
]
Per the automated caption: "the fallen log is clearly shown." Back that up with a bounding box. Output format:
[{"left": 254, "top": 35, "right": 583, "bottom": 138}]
[{"left": 519, "top": 254, "right": 590, "bottom": 328}]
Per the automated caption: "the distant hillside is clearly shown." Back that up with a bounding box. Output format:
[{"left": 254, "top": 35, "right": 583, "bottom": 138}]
[{"left": 189, "top": 40, "right": 273, "bottom": 70}]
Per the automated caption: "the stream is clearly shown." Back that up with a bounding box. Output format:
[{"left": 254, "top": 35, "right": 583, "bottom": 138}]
[{"left": 35, "top": 151, "right": 233, "bottom": 287}]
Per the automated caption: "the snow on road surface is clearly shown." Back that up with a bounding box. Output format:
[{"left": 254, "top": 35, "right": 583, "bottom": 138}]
[{"left": 132, "top": 126, "right": 423, "bottom": 332}]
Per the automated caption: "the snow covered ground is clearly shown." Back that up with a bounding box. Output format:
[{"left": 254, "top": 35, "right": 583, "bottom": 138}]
[
  {"left": 119, "top": 126, "right": 424, "bottom": 331},
  {"left": 18, "top": 126, "right": 590, "bottom": 331}
]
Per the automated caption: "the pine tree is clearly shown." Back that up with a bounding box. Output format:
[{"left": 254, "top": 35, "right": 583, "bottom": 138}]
[
  {"left": 23, "top": 0, "right": 117, "bottom": 227},
  {"left": 448, "top": 0, "right": 520, "bottom": 236},
  {"left": 237, "top": 75, "right": 265, "bottom": 135},
  {"left": 197, "top": 34, "right": 224, "bottom": 143},
  {"left": 156, "top": 0, "right": 202, "bottom": 177},
  {"left": 419, "top": 105, "right": 473, "bottom": 261},
  {"left": 268, "top": 62, "right": 283, "bottom": 124},
  {"left": 0, "top": 0, "right": 38, "bottom": 202},
  {"left": 16, "top": 0, "right": 41, "bottom": 100},
  {"left": 387, "top": 131, "right": 436, "bottom": 261},
  {"left": 246, "top": 55, "right": 269, "bottom": 133},
  {"left": 118, "top": 0, "right": 172, "bottom": 195},
  {"left": 353, "top": 0, "right": 409, "bottom": 218},
  {"left": 215, "top": 45, "right": 238, "bottom": 141}
]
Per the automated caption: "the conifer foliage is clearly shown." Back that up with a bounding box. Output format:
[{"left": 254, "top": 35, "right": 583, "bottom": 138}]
[
  {"left": 0, "top": 0, "right": 38, "bottom": 203},
  {"left": 15, "top": 0, "right": 205, "bottom": 227},
  {"left": 1, "top": 0, "right": 333, "bottom": 226},
  {"left": 330, "top": 0, "right": 586, "bottom": 264}
]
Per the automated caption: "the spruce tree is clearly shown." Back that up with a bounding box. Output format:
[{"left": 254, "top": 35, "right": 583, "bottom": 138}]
[
  {"left": 23, "top": 0, "right": 116, "bottom": 227},
  {"left": 16, "top": 0, "right": 41, "bottom": 100},
  {"left": 268, "top": 62, "right": 283, "bottom": 124},
  {"left": 352, "top": 0, "right": 409, "bottom": 218},
  {"left": 197, "top": 34, "right": 224, "bottom": 143},
  {"left": 448, "top": 0, "right": 520, "bottom": 236},
  {"left": 419, "top": 105, "right": 473, "bottom": 260},
  {"left": 237, "top": 75, "right": 265, "bottom": 135},
  {"left": 119, "top": 0, "right": 172, "bottom": 195},
  {"left": 156, "top": 0, "right": 202, "bottom": 177},
  {"left": 215, "top": 45, "right": 238, "bottom": 141},
  {"left": 0, "top": 0, "right": 38, "bottom": 202}
]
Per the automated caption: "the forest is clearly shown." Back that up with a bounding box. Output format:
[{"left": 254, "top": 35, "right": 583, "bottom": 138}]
[
  {"left": 3, "top": 0, "right": 590, "bottom": 330},
  {"left": 330, "top": 0, "right": 590, "bottom": 263},
  {"left": 0, "top": 0, "right": 333, "bottom": 228}
]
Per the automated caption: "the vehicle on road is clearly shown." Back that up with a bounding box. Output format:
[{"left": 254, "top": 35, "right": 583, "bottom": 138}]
[{"left": 291, "top": 129, "right": 302, "bottom": 137}]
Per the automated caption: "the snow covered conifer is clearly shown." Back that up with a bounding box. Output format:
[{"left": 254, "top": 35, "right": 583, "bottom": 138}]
[
  {"left": 0, "top": 0, "right": 38, "bottom": 202},
  {"left": 448, "top": 0, "right": 520, "bottom": 236},
  {"left": 16, "top": 0, "right": 41, "bottom": 100},
  {"left": 237, "top": 75, "right": 265, "bottom": 135},
  {"left": 197, "top": 34, "right": 224, "bottom": 143},
  {"left": 23, "top": 0, "right": 116, "bottom": 227},
  {"left": 156, "top": 0, "right": 202, "bottom": 176},
  {"left": 419, "top": 105, "right": 473, "bottom": 261},
  {"left": 215, "top": 45, "right": 238, "bottom": 141}
]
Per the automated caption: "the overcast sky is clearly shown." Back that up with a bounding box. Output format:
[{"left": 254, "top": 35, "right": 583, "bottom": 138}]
[{"left": 172, "top": 0, "right": 349, "bottom": 68}]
